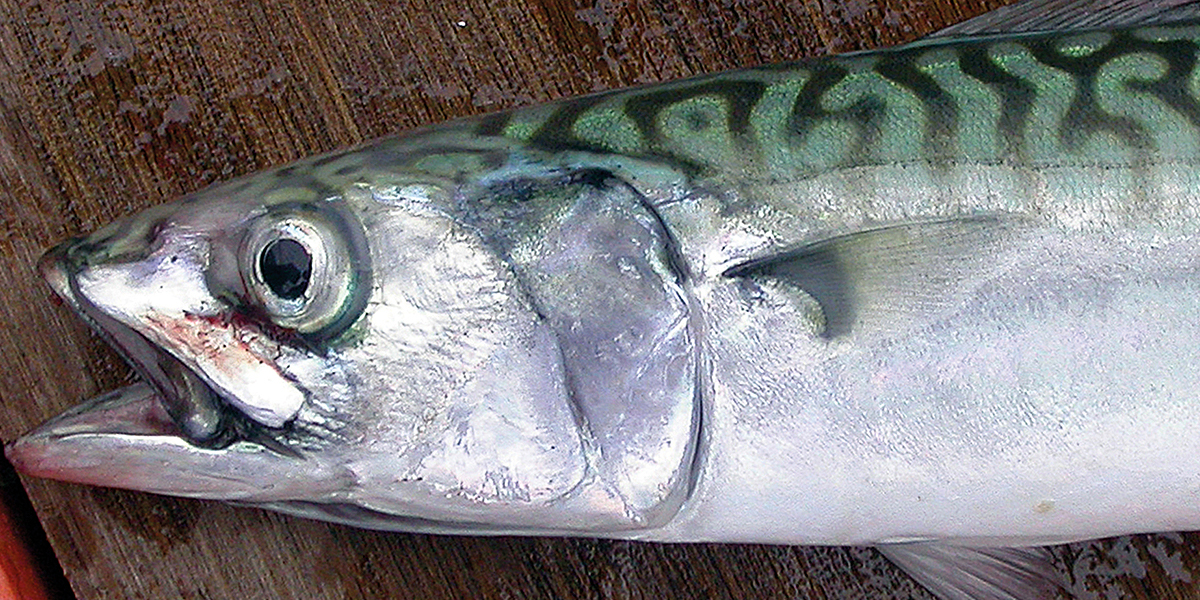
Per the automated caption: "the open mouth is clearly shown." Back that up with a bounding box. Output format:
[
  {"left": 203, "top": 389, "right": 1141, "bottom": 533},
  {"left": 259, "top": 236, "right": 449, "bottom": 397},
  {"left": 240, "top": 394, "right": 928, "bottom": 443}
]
[
  {"left": 46, "top": 240, "right": 231, "bottom": 441},
  {"left": 5, "top": 239, "right": 313, "bottom": 495},
  {"left": 6, "top": 240, "right": 234, "bottom": 482},
  {"left": 50, "top": 241, "right": 231, "bottom": 443}
]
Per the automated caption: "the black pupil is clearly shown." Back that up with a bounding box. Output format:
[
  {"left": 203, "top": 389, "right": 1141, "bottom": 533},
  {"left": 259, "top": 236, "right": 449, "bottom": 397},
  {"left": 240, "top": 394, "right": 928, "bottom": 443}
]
[{"left": 259, "top": 238, "right": 312, "bottom": 301}]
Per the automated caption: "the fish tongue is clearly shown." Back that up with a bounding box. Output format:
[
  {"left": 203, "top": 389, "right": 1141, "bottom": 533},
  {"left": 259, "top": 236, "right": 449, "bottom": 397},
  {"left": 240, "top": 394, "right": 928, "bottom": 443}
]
[{"left": 5, "top": 382, "right": 181, "bottom": 480}]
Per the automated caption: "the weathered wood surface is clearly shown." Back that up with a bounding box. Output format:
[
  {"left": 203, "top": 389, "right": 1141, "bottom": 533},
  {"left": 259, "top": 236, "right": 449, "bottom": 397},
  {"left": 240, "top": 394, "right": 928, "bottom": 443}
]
[{"left": 3, "top": 0, "right": 1200, "bottom": 598}]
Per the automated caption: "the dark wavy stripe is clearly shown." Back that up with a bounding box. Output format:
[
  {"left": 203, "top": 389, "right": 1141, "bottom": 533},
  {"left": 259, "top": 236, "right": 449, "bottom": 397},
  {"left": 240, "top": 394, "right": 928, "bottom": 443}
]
[
  {"left": 1123, "top": 38, "right": 1200, "bottom": 131},
  {"left": 789, "top": 64, "right": 849, "bottom": 137},
  {"left": 621, "top": 80, "right": 767, "bottom": 174},
  {"left": 488, "top": 26, "right": 1200, "bottom": 177},
  {"left": 474, "top": 111, "right": 512, "bottom": 137},
  {"left": 959, "top": 44, "right": 1035, "bottom": 157},
  {"left": 789, "top": 64, "right": 884, "bottom": 164},
  {"left": 1026, "top": 34, "right": 1154, "bottom": 154},
  {"left": 526, "top": 95, "right": 611, "bottom": 153},
  {"left": 625, "top": 80, "right": 766, "bottom": 139},
  {"left": 875, "top": 56, "right": 959, "bottom": 158}
]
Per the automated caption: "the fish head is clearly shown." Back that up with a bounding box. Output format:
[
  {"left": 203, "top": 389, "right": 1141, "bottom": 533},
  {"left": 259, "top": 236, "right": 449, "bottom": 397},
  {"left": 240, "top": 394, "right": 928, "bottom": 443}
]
[
  {"left": 12, "top": 177, "right": 375, "bottom": 501},
  {"left": 9, "top": 139, "right": 701, "bottom": 534}
]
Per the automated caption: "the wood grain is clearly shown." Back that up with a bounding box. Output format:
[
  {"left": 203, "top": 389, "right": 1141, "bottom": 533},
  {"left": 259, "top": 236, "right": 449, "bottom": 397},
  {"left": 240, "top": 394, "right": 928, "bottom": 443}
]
[{"left": 2, "top": 0, "right": 1200, "bottom": 598}]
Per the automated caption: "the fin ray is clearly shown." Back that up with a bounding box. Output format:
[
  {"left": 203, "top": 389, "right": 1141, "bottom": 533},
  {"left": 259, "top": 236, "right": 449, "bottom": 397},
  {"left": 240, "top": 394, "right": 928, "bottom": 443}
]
[
  {"left": 879, "top": 543, "right": 1063, "bottom": 600},
  {"left": 930, "top": 0, "right": 1200, "bottom": 37},
  {"left": 724, "top": 217, "right": 1023, "bottom": 340}
]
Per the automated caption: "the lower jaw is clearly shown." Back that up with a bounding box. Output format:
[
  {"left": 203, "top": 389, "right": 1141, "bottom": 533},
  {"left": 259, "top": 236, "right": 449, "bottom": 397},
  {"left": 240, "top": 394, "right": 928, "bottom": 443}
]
[{"left": 6, "top": 382, "right": 179, "bottom": 480}]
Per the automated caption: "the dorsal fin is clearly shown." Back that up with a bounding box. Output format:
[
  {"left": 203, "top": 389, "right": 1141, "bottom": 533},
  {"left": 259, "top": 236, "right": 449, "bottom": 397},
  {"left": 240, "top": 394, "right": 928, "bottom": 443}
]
[
  {"left": 879, "top": 542, "right": 1063, "bottom": 600},
  {"left": 930, "top": 0, "right": 1200, "bottom": 37},
  {"left": 723, "top": 217, "right": 1022, "bottom": 340}
]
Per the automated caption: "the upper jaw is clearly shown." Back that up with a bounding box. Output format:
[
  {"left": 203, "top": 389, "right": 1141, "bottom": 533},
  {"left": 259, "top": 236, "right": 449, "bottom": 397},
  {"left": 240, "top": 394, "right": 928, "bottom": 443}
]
[
  {"left": 42, "top": 218, "right": 312, "bottom": 421},
  {"left": 36, "top": 237, "right": 228, "bottom": 442},
  {"left": 64, "top": 230, "right": 306, "bottom": 429},
  {"left": 6, "top": 237, "right": 326, "bottom": 500}
]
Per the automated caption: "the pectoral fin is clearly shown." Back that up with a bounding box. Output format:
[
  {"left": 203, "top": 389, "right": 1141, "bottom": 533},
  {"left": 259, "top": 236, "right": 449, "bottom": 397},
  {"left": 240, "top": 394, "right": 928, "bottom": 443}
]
[
  {"left": 878, "top": 542, "right": 1063, "bottom": 600},
  {"left": 930, "top": 0, "right": 1200, "bottom": 37},
  {"left": 723, "top": 217, "right": 1021, "bottom": 339}
]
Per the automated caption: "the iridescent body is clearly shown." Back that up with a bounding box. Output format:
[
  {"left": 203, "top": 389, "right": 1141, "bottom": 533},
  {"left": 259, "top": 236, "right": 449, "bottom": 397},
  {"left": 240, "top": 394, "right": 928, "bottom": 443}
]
[{"left": 14, "top": 14, "right": 1200, "bottom": 600}]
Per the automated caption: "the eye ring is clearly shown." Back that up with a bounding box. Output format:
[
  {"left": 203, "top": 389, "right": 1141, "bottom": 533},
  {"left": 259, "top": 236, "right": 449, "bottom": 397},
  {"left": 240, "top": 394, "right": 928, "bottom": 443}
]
[{"left": 241, "top": 202, "right": 369, "bottom": 338}]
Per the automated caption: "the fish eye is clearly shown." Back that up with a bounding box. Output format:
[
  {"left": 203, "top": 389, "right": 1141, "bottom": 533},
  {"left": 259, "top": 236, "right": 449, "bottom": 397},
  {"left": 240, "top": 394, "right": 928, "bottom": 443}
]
[
  {"left": 241, "top": 202, "right": 370, "bottom": 339},
  {"left": 259, "top": 238, "right": 312, "bottom": 301}
]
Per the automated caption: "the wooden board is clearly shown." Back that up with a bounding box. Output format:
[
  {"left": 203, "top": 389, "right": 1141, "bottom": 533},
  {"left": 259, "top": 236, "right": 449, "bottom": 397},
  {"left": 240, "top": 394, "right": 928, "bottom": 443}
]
[{"left": 3, "top": 0, "right": 1200, "bottom": 598}]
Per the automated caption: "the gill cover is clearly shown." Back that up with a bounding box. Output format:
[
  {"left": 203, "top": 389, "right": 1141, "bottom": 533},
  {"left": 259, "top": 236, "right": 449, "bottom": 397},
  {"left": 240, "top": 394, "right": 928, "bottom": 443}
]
[{"left": 455, "top": 168, "right": 700, "bottom": 528}]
